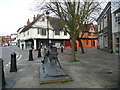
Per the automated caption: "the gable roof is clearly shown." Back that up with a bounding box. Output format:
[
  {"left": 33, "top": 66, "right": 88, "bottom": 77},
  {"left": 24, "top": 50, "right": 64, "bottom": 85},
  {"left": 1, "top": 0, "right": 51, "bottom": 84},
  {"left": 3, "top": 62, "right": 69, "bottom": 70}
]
[
  {"left": 81, "top": 24, "right": 93, "bottom": 32},
  {"left": 19, "top": 15, "right": 64, "bottom": 34},
  {"left": 20, "top": 14, "right": 43, "bottom": 33},
  {"left": 96, "top": 2, "right": 111, "bottom": 22},
  {"left": 48, "top": 17, "right": 64, "bottom": 30}
]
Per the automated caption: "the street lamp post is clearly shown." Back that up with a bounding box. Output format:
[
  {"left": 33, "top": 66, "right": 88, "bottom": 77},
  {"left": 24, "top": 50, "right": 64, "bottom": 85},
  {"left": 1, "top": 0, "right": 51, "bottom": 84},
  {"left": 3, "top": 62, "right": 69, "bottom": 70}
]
[{"left": 46, "top": 11, "right": 49, "bottom": 47}]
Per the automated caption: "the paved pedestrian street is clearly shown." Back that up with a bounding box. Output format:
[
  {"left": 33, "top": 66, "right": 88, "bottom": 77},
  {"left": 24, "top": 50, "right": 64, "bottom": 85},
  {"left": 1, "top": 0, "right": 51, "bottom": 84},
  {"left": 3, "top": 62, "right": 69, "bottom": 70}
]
[{"left": 3, "top": 47, "right": 118, "bottom": 88}]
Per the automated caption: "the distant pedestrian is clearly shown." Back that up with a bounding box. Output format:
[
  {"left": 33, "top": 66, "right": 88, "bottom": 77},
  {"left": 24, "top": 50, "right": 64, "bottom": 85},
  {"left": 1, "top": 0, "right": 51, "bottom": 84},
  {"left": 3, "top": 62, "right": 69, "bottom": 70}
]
[{"left": 21, "top": 44, "right": 24, "bottom": 50}]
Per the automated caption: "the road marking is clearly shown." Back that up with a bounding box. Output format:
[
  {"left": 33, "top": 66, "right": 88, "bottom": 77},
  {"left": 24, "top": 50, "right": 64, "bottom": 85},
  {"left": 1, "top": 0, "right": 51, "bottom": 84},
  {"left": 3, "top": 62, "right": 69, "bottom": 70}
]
[
  {"left": 17, "top": 55, "right": 22, "bottom": 61},
  {"left": 5, "top": 64, "right": 9, "bottom": 67},
  {"left": 5, "top": 62, "right": 10, "bottom": 67}
]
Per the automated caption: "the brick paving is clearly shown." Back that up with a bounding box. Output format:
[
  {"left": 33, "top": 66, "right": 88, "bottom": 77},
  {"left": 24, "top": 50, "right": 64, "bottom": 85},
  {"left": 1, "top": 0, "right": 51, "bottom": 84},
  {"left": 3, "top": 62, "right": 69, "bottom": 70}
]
[{"left": 3, "top": 47, "right": 119, "bottom": 88}]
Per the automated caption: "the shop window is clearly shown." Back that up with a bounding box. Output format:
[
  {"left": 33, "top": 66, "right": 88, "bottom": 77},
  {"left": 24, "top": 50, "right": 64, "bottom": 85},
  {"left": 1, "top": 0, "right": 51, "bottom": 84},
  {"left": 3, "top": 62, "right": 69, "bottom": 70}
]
[{"left": 92, "top": 41, "right": 95, "bottom": 46}]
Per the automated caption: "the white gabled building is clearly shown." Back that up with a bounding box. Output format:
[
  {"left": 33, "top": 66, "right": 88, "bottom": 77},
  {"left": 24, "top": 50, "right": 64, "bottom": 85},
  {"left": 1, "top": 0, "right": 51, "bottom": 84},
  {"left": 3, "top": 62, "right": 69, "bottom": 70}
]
[
  {"left": 10, "top": 33, "right": 17, "bottom": 46},
  {"left": 17, "top": 14, "right": 70, "bottom": 50}
]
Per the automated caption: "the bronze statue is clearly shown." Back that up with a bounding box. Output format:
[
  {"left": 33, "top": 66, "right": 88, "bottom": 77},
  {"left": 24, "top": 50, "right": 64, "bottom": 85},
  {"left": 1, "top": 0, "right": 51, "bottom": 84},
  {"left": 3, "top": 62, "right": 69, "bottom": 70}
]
[{"left": 42, "top": 43, "right": 66, "bottom": 77}]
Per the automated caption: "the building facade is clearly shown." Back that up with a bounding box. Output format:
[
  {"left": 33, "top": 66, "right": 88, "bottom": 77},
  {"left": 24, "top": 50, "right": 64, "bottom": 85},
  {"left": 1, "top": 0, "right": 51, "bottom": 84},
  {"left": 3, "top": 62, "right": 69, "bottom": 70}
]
[
  {"left": 111, "top": 1, "right": 120, "bottom": 54},
  {"left": 97, "top": 2, "right": 113, "bottom": 53},
  {"left": 0, "top": 36, "right": 11, "bottom": 46},
  {"left": 64, "top": 24, "right": 98, "bottom": 49},
  {"left": 10, "top": 33, "right": 17, "bottom": 46},
  {"left": 79, "top": 24, "right": 98, "bottom": 47},
  {"left": 17, "top": 14, "right": 70, "bottom": 50}
]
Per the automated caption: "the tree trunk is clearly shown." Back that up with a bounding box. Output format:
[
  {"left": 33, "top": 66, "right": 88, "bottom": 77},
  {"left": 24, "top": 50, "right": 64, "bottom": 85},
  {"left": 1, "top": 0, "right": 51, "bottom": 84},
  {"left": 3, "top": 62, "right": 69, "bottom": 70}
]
[
  {"left": 71, "top": 38, "right": 76, "bottom": 61},
  {"left": 77, "top": 38, "right": 85, "bottom": 53}
]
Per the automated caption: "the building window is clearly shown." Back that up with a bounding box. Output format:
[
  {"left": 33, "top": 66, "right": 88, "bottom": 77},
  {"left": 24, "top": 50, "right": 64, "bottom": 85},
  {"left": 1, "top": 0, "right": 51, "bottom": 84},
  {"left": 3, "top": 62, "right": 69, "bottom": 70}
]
[
  {"left": 86, "top": 40, "right": 88, "bottom": 45},
  {"left": 98, "top": 24, "right": 100, "bottom": 32},
  {"left": 91, "top": 33, "right": 94, "bottom": 36},
  {"left": 41, "top": 17, "right": 45, "bottom": 21},
  {"left": 101, "top": 19, "right": 103, "bottom": 30},
  {"left": 37, "top": 28, "right": 46, "bottom": 35},
  {"left": 104, "top": 15, "right": 107, "bottom": 28},
  {"left": 27, "top": 31, "right": 29, "bottom": 35},
  {"left": 41, "top": 28, "right": 46, "bottom": 35},
  {"left": 115, "top": 13, "right": 120, "bottom": 24},
  {"left": 104, "top": 36, "right": 108, "bottom": 48},
  {"left": 23, "top": 33, "right": 25, "bottom": 36},
  {"left": 37, "top": 28, "right": 40, "bottom": 34},
  {"left": 88, "top": 32, "right": 91, "bottom": 36},
  {"left": 116, "top": 37, "right": 120, "bottom": 53},
  {"left": 55, "top": 29, "right": 60, "bottom": 35},
  {"left": 64, "top": 31, "right": 67, "bottom": 35}
]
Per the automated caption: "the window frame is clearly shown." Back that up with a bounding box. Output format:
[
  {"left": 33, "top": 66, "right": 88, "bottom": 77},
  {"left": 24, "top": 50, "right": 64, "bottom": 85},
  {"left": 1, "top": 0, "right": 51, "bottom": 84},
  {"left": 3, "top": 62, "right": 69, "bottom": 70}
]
[
  {"left": 37, "top": 28, "right": 40, "bottom": 34},
  {"left": 41, "top": 28, "right": 46, "bottom": 35},
  {"left": 41, "top": 17, "right": 45, "bottom": 21},
  {"left": 64, "top": 31, "right": 67, "bottom": 35},
  {"left": 55, "top": 29, "right": 60, "bottom": 35}
]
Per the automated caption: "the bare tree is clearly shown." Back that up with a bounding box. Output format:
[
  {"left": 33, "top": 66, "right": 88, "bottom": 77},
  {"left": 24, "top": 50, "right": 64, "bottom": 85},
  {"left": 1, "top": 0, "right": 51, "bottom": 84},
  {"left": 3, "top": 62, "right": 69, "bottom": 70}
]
[{"left": 35, "top": 0, "right": 102, "bottom": 61}]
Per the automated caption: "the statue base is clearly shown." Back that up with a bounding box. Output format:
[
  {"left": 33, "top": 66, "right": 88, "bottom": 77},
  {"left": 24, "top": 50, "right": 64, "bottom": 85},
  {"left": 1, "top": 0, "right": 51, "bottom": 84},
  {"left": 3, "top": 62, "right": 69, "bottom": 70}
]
[{"left": 40, "top": 64, "right": 73, "bottom": 84}]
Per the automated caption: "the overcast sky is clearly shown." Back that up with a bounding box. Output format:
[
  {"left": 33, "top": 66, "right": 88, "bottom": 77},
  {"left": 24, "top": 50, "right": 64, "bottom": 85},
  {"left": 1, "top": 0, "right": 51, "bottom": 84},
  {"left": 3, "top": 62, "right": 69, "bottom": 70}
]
[
  {"left": 0, "top": 0, "right": 38, "bottom": 36},
  {"left": 0, "top": 0, "right": 109, "bottom": 36}
]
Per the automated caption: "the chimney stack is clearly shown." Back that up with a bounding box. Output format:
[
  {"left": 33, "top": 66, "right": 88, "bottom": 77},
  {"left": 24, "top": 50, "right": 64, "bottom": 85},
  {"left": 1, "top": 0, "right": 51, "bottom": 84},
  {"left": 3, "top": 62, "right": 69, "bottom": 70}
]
[
  {"left": 33, "top": 15, "right": 36, "bottom": 21},
  {"left": 27, "top": 19, "right": 30, "bottom": 25}
]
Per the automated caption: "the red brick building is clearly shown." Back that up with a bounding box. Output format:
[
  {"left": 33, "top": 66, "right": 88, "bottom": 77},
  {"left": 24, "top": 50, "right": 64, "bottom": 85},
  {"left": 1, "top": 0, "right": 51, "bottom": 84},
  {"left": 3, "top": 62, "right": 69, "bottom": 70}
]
[
  {"left": 79, "top": 24, "right": 98, "bottom": 47},
  {"left": 64, "top": 24, "right": 98, "bottom": 49},
  {"left": 0, "top": 36, "right": 11, "bottom": 46}
]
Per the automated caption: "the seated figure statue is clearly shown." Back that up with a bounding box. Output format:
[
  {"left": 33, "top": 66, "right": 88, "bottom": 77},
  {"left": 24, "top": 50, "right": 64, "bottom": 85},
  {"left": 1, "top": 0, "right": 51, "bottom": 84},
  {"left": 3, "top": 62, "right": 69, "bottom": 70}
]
[
  {"left": 42, "top": 43, "right": 65, "bottom": 77},
  {"left": 42, "top": 43, "right": 58, "bottom": 63}
]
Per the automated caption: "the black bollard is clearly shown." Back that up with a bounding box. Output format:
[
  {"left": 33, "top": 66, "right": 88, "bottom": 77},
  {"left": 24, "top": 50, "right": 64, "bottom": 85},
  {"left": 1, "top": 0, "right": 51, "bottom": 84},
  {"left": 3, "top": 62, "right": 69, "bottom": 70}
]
[
  {"left": 10, "top": 53, "right": 17, "bottom": 72},
  {"left": 61, "top": 47, "right": 63, "bottom": 52},
  {"left": 0, "top": 58, "right": 6, "bottom": 87},
  {"left": 38, "top": 48, "right": 41, "bottom": 58},
  {"left": 28, "top": 49, "right": 33, "bottom": 61}
]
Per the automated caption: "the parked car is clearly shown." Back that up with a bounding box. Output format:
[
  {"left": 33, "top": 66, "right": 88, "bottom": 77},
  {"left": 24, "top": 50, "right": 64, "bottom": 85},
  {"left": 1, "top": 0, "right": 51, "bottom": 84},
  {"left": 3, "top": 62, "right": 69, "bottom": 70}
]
[{"left": 3, "top": 43, "right": 8, "bottom": 47}]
